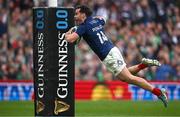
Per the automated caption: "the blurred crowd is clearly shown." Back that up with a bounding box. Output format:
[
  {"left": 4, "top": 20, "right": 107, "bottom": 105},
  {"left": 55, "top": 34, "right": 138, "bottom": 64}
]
[
  {"left": 0, "top": 0, "right": 33, "bottom": 80},
  {"left": 0, "top": 0, "right": 179, "bottom": 81}
]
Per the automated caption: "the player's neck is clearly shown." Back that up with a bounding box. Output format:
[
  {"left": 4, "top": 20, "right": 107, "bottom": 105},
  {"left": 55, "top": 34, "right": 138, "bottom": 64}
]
[{"left": 82, "top": 16, "right": 87, "bottom": 23}]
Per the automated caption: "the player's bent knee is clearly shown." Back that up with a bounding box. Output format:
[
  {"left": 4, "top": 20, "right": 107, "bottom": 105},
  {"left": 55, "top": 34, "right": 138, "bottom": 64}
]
[{"left": 116, "top": 67, "right": 134, "bottom": 83}]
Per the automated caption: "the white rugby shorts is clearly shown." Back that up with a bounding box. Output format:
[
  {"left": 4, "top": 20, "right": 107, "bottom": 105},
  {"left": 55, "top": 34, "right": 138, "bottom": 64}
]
[{"left": 103, "top": 47, "right": 126, "bottom": 76}]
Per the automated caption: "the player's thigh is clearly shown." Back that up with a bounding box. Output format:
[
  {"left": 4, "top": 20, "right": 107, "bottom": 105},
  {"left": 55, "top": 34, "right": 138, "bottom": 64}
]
[{"left": 103, "top": 47, "right": 126, "bottom": 76}]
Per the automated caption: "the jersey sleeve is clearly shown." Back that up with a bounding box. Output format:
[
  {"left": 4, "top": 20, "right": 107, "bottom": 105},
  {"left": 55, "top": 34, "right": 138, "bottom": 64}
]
[
  {"left": 75, "top": 24, "right": 86, "bottom": 37},
  {"left": 94, "top": 17, "right": 106, "bottom": 26},
  {"left": 98, "top": 18, "right": 106, "bottom": 26}
]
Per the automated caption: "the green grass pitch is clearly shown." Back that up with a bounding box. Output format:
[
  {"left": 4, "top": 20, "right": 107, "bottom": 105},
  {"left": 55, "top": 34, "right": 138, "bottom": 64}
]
[{"left": 0, "top": 100, "right": 179, "bottom": 116}]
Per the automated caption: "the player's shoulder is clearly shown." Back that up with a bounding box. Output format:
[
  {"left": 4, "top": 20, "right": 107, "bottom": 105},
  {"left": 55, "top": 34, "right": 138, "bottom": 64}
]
[
  {"left": 85, "top": 17, "right": 102, "bottom": 26},
  {"left": 75, "top": 23, "right": 87, "bottom": 33},
  {"left": 78, "top": 23, "right": 86, "bottom": 29}
]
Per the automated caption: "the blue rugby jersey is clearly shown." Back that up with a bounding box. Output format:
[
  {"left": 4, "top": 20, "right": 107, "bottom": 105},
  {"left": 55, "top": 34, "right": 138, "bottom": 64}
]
[{"left": 75, "top": 16, "right": 114, "bottom": 61}]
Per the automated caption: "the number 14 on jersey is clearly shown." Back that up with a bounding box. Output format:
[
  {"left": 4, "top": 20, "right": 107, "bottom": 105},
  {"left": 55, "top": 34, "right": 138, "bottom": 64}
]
[{"left": 97, "top": 31, "right": 108, "bottom": 44}]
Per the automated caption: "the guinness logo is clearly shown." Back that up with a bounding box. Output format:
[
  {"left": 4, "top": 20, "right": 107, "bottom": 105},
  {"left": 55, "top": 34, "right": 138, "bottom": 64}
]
[
  {"left": 54, "top": 99, "right": 70, "bottom": 115},
  {"left": 36, "top": 101, "right": 45, "bottom": 113}
]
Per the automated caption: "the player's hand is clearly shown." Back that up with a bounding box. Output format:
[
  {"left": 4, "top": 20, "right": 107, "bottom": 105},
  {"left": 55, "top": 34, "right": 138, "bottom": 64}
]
[
  {"left": 70, "top": 26, "right": 78, "bottom": 33},
  {"left": 66, "top": 27, "right": 75, "bottom": 34},
  {"left": 65, "top": 26, "right": 79, "bottom": 43}
]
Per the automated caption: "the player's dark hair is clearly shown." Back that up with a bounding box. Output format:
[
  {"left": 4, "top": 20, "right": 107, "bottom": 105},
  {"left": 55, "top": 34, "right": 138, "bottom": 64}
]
[{"left": 75, "top": 5, "right": 93, "bottom": 17}]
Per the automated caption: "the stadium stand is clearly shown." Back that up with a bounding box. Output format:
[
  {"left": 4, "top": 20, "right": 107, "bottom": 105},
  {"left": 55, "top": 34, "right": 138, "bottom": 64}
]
[{"left": 0, "top": 0, "right": 179, "bottom": 81}]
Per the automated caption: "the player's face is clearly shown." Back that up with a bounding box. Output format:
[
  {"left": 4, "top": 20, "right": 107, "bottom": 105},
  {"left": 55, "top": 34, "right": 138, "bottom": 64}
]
[{"left": 74, "top": 8, "right": 85, "bottom": 25}]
